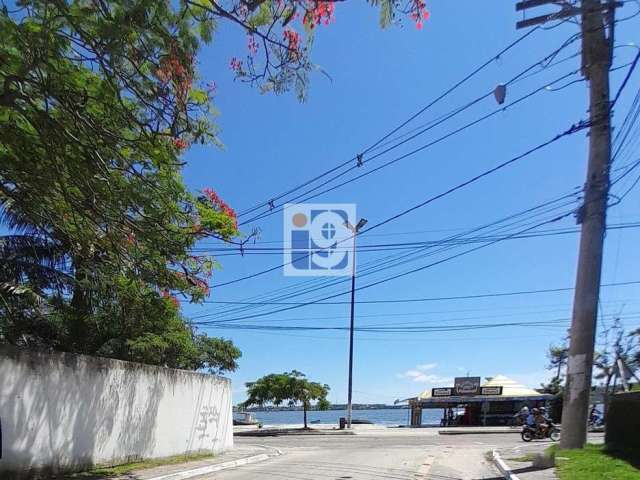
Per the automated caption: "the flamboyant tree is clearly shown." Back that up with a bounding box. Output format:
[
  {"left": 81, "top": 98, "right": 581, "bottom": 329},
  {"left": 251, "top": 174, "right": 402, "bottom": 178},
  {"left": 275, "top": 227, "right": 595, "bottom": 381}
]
[{"left": 0, "top": 0, "right": 428, "bottom": 365}]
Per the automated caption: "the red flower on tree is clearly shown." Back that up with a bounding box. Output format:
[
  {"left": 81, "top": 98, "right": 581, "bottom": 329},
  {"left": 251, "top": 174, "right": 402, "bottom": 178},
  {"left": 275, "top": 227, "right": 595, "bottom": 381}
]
[
  {"left": 156, "top": 44, "right": 193, "bottom": 109},
  {"left": 161, "top": 289, "right": 180, "bottom": 308},
  {"left": 172, "top": 137, "right": 188, "bottom": 150},
  {"left": 230, "top": 57, "right": 243, "bottom": 73},
  {"left": 195, "top": 278, "right": 211, "bottom": 296},
  {"left": 283, "top": 29, "right": 300, "bottom": 57},
  {"left": 247, "top": 35, "right": 259, "bottom": 56},
  {"left": 409, "top": 0, "right": 430, "bottom": 29},
  {"left": 303, "top": 0, "right": 335, "bottom": 27},
  {"left": 203, "top": 187, "right": 238, "bottom": 229}
]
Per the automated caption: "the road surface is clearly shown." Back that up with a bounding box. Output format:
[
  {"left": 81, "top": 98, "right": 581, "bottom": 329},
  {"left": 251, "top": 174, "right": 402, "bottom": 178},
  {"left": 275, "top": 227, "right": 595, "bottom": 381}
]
[{"left": 206, "top": 429, "right": 535, "bottom": 480}]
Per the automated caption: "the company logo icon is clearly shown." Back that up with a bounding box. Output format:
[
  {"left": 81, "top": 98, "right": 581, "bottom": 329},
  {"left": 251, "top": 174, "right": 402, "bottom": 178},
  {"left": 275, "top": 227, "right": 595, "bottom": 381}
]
[{"left": 284, "top": 204, "right": 356, "bottom": 276}]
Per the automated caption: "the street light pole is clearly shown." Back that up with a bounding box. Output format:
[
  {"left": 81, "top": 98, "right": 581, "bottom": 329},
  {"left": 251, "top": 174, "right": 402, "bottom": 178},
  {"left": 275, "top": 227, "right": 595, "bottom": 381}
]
[{"left": 345, "top": 218, "right": 367, "bottom": 429}]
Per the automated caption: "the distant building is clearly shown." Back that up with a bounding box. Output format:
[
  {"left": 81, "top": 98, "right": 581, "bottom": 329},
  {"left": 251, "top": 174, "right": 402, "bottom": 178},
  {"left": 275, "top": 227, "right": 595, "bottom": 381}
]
[{"left": 403, "top": 375, "right": 554, "bottom": 427}]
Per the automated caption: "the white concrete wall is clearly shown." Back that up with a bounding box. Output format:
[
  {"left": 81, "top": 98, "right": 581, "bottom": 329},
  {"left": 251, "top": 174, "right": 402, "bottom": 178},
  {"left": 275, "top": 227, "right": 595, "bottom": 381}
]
[{"left": 0, "top": 346, "right": 233, "bottom": 477}]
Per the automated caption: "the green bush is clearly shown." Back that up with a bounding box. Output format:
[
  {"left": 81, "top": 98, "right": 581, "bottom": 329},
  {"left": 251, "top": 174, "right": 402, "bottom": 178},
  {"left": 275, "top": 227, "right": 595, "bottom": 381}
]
[{"left": 605, "top": 391, "right": 640, "bottom": 452}]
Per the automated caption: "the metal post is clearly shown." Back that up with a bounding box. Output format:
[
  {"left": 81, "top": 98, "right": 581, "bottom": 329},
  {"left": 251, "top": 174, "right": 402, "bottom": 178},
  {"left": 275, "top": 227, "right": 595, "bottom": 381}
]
[
  {"left": 560, "top": 0, "right": 613, "bottom": 449},
  {"left": 346, "top": 231, "right": 357, "bottom": 429},
  {"left": 345, "top": 218, "right": 366, "bottom": 429}
]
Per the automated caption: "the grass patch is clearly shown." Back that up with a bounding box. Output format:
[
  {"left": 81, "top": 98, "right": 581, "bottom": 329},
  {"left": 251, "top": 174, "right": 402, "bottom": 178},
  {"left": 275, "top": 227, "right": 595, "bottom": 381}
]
[
  {"left": 66, "top": 452, "right": 215, "bottom": 478},
  {"left": 552, "top": 444, "right": 640, "bottom": 480}
]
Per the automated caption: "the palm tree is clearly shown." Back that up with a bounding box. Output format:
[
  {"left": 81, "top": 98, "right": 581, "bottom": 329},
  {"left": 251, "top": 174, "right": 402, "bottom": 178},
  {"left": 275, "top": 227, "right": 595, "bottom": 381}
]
[{"left": 0, "top": 233, "right": 69, "bottom": 345}]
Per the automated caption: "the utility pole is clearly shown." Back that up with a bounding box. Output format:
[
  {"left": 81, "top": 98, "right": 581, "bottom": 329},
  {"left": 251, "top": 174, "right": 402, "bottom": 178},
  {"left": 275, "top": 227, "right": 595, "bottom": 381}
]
[
  {"left": 345, "top": 218, "right": 367, "bottom": 429},
  {"left": 561, "top": 0, "right": 613, "bottom": 449},
  {"left": 516, "top": 0, "right": 616, "bottom": 448}
]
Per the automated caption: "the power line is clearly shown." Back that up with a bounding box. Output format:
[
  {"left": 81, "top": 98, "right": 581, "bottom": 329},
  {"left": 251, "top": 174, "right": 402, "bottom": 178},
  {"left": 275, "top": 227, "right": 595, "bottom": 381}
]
[
  {"left": 199, "top": 313, "right": 640, "bottom": 334},
  {"left": 235, "top": 27, "right": 545, "bottom": 219},
  {"left": 199, "top": 190, "right": 585, "bottom": 319},
  {"left": 239, "top": 66, "right": 584, "bottom": 226},
  {"left": 193, "top": 221, "right": 640, "bottom": 256},
  {"left": 207, "top": 118, "right": 588, "bottom": 289},
  {"left": 192, "top": 211, "right": 592, "bottom": 324},
  {"left": 200, "top": 148, "right": 638, "bottom": 322},
  {"left": 194, "top": 299, "right": 638, "bottom": 325},
  {"left": 196, "top": 201, "right": 579, "bottom": 322},
  {"left": 190, "top": 280, "right": 640, "bottom": 317}
]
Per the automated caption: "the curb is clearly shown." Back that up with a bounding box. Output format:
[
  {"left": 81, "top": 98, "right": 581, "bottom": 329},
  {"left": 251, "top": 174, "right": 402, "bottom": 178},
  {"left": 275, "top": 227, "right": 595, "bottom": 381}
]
[
  {"left": 439, "top": 428, "right": 520, "bottom": 435},
  {"left": 235, "top": 428, "right": 355, "bottom": 437},
  {"left": 146, "top": 446, "right": 283, "bottom": 480},
  {"left": 492, "top": 450, "right": 521, "bottom": 480}
]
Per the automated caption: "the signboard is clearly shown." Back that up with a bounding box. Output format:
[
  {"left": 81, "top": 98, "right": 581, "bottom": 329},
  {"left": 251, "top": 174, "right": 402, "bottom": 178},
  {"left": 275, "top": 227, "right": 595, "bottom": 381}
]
[
  {"left": 480, "top": 386, "right": 503, "bottom": 396},
  {"left": 431, "top": 388, "right": 453, "bottom": 397},
  {"left": 454, "top": 377, "right": 481, "bottom": 396}
]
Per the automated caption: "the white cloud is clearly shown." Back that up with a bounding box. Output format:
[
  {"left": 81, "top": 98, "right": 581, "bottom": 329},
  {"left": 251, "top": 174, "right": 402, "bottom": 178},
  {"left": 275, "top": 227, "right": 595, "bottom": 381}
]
[
  {"left": 416, "top": 362, "right": 438, "bottom": 371},
  {"left": 398, "top": 365, "right": 451, "bottom": 385}
]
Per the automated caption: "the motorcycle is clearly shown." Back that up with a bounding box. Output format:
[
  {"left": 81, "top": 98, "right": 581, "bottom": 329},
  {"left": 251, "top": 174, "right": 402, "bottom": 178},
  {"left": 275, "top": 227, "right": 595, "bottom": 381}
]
[
  {"left": 588, "top": 413, "right": 605, "bottom": 430},
  {"left": 521, "top": 422, "right": 561, "bottom": 442}
]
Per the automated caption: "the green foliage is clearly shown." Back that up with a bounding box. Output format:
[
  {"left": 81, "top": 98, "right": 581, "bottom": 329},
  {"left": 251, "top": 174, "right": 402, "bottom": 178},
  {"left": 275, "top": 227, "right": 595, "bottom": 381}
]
[
  {"left": 0, "top": 1, "right": 240, "bottom": 372},
  {"left": 248, "top": 2, "right": 274, "bottom": 29},
  {"left": 554, "top": 444, "right": 639, "bottom": 480},
  {"left": 377, "top": 0, "right": 395, "bottom": 28},
  {"left": 244, "top": 370, "right": 330, "bottom": 428},
  {"left": 540, "top": 376, "right": 563, "bottom": 395},
  {"left": 76, "top": 452, "right": 216, "bottom": 477},
  {"left": 1, "top": 0, "right": 424, "bottom": 370},
  {"left": 1, "top": 276, "right": 241, "bottom": 372},
  {"left": 547, "top": 342, "right": 569, "bottom": 380}
]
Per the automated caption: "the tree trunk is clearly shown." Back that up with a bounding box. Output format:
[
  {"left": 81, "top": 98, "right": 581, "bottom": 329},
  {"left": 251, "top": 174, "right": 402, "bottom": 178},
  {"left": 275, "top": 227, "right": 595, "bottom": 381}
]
[
  {"left": 303, "top": 403, "right": 308, "bottom": 429},
  {"left": 602, "top": 372, "right": 613, "bottom": 421},
  {"left": 69, "top": 255, "right": 92, "bottom": 353}
]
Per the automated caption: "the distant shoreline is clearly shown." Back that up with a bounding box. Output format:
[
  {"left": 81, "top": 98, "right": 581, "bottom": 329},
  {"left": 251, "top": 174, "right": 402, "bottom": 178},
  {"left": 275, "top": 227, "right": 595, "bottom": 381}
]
[{"left": 239, "top": 405, "right": 408, "bottom": 412}]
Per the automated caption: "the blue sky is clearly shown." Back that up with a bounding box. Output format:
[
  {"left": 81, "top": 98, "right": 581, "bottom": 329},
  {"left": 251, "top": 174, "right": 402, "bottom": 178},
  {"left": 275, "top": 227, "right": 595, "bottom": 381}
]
[{"left": 179, "top": 1, "right": 640, "bottom": 405}]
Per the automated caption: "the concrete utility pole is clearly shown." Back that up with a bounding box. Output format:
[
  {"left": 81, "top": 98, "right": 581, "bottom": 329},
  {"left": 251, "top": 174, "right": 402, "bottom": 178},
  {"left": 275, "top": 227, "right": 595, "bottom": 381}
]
[
  {"left": 560, "top": 0, "right": 613, "bottom": 449},
  {"left": 345, "top": 218, "right": 367, "bottom": 429},
  {"left": 516, "top": 0, "right": 616, "bottom": 449}
]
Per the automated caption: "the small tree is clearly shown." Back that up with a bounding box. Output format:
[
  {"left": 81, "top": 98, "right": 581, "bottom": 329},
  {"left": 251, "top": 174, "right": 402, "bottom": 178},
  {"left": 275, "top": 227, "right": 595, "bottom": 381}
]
[
  {"left": 548, "top": 343, "right": 569, "bottom": 381},
  {"left": 244, "top": 370, "right": 330, "bottom": 429},
  {"left": 595, "top": 318, "right": 639, "bottom": 420}
]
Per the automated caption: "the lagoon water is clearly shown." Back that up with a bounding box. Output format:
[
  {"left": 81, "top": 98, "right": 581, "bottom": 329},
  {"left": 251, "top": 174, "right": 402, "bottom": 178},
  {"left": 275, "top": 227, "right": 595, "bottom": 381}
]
[{"left": 249, "top": 408, "right": 443, "bottom": 426}]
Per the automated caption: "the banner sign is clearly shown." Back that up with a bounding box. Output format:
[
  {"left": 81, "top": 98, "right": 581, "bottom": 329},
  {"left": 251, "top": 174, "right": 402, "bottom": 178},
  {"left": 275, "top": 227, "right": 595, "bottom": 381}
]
[
  {"left": 429, "top": 384, "right": 503, "bottom": 398},
  {"left": 480, "top": 386, "right": 503, "bottom": 396},
  {"left": 454, "top": 377, "right": 481, "bottom": 396},
  {"left": 431, "top": 388, "right": 453, "bottom": 397}
]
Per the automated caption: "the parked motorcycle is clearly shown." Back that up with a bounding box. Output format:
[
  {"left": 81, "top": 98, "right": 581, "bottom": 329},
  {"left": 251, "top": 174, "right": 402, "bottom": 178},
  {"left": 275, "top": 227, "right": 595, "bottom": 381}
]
[{"left": 521, "top": 423, "right": 560, "bottom": 442}]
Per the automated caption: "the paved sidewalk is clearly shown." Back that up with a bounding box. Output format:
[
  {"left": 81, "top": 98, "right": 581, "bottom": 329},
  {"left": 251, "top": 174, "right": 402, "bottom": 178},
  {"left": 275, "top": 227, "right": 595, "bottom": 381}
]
[
  {"left": 496, "top": 440, "right": 560, "bottom": 480},
  {"left": 493, "top": 432, "right": 605, "bottom": 480},
  {"left": 105, "top": 445, "right": 280, "bottom": 480}
]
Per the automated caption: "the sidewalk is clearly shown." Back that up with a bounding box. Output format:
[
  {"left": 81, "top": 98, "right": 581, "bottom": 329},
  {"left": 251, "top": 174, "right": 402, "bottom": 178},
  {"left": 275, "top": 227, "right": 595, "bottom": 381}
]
[
  {"left": 439, "top": 426, "right": 521, "bottom": 435},
  {"left": 494, "top": 443, "right": 557, "bottom": 480},
  {"left": 495, "top": 457, "right": 557, "bottom": 480},
  {"left": 71, "top": 445, "right": 281, "bottom": 480}
]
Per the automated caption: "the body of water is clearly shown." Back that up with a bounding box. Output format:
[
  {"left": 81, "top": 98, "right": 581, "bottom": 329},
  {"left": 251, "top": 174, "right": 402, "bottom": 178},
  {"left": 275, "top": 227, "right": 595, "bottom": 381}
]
[{"left": 246, "top": 408, "right": 444, "bottom": 426}]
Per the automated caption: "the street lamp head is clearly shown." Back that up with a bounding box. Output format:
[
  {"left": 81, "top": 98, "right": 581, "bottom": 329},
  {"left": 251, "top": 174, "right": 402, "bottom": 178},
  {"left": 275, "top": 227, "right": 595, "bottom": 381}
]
[
  {"left": 344, "top": 218, "right": 368, "bottom": 233},
  {"left": 356, "top": 218, "right": 368, "bottom": 231}
]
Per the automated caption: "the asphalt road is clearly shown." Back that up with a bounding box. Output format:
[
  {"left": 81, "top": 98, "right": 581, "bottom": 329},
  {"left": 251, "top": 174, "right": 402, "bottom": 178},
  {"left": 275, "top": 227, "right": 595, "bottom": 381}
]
[{"left": 205, "top": 429, "right": 542, "bottom": 480}]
